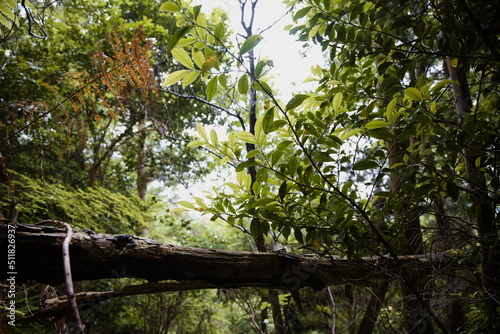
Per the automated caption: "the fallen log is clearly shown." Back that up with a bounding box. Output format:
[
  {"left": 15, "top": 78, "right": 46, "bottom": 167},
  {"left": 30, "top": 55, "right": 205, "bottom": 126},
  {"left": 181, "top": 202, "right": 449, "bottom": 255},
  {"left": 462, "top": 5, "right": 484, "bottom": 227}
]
[{"left": 1, "top": 222, "right": 455, "bottom": 290}]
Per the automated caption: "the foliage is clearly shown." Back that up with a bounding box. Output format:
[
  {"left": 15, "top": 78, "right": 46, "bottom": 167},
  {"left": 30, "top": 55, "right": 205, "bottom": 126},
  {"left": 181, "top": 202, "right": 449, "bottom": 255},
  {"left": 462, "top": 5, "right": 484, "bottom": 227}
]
[
  {"left": 164, "top": 0, "right": 500, "bottom": 331},
  {"left": 0, "top": 0, "right": 221, "bottom": 192},
  {"left": 0, "top": 172, "right": 168, "bottom": 234}
]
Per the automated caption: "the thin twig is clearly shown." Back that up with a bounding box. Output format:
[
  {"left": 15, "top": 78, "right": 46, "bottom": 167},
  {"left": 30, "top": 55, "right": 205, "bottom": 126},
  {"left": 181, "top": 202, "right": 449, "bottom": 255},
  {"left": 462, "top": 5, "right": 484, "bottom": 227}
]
[
  {"left": 160, "top": 88, "right": 247, "bottom": 130},
  {"left": 327, "top": 286, "right": 337, "bottom": 334},
  {"left": 21, "top": 0, "right": 48, "bottom": 40},
  {"left": 37, "top": 220, "right": 84, "bottom": 333}
]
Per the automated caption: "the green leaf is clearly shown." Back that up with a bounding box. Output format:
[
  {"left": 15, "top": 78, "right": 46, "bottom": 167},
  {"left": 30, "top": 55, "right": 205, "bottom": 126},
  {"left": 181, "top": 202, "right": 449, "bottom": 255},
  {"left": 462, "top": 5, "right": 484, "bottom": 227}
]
[
  {"left": 176, "top": 36, "right": 197, "bottom": 47},
  {"left": 365, "top": 120, "right": 389, "bottom": 129},
  {"left": 256, "top": 168, "right": 268, "bottom": 183},
  {"left": 196, "top": 11, "right": 207, "bottom": 26},
  {"left": 255, "top": 60, "right": 267, "bottom": 78},
  {"left": 262, "top": 107, "right": 274, "bottom": 134},
  {"left": 369, "top": 128, "right": 394, "bottom": 139},
  {"left": 385, "top": 98, "right": 398, "bottom": 122},
  {"left": 246, "top": 149, "right": 260, "bottom": 159},
  {"left": 294, "top": 6, "right": 312, "bottom": 20},
  {"left": 176, "top": 18, "right": 186, "bottom": 27},
  {"left": 288, "top": 156, "right": 299, "bottom": 177},
  {"left": 353, "top": 160, "right": 379, "bottom": 170},
  {"left": 271, "top": 150, "right": 284, "bottom": 166},
  {"left": 172, "top": 48, "right": 194, "bottom": 69},
  {"left": 238, "top": 74, "right": 249, "bottom": 94},
  {"left": 171, "top": 207, "right": 188, "bottom": 213},
  {"left": 254, "top": 115, "right": 265, "bottom": 144},
  {"left": 240, "top": 35, "right": 263, "bottom": 55},
  {"left": 193, "top": 197, "right": 208, "bottom": 210},
  {"left": 196, "top": 123, "right": 207, "bottom": 140},
  {"left": 5, "top": 0, "right": 17, "bottom": 8},
  {"left": 375, "top": 191, "right": 394, "bottom": 198},
  {"left": 236, "top": 160, "right": 259, "bottom": 172},
  {"left": 255, "top": 197, "right": 277, "bottom": 206},
  {"left": 405, "top": 87, "right": 423, "bottom": 102},
  {"left": 167, "top": 25, "right": 193, "bottom": 52},
  {"left": 162, "top": 70, "right": 188, "bottom": 87},
  {"left": 210, "top": 129, "right": 218, "bottom": 147},
  {"left": 281, "top": 225, "right": 291, "bottom": 240},
  {"left": 286, "top": 94, "right": 309, "bottom": 110},
  {"left": 250, "top": 219, "right": 261, "bottom": 240},
  {"left": 220, "top": 156, "right": 231, "bottom": 166},
  {"left": 304, "top": 123, "right": 320, "bottom": 137},
  {"left": 192, "top": 48, "right": 205, "bottom": 69},
  {"left": 278, "top": 181, "right": 287, "bottom": 200},
  {"left": 235, "top": 131, "right": 257, "bottom": 144},
  {"left": 187, "top": 140, "right": 207, "bottom": 147},
  {"left": 252, "top": 80, "right": 272, "bottom": 94},
  {"left": 218, "top": 73, "right": 227, "bottom": 87},
  {"left": 294, "top": 228, "right": 304, "bottom": 244},
  {"left": 201, "top": 55, "right": 219, "bottom": 73},
  {"left": 337, "top": 25, "right": 346, "bottom": 41},
  {"left": 206, "top": 76, "right": 218, "bottom": 101},
  {"left": 261, "top": 221, "right": 271, "bottom": 236},
  {"left": 182, "top": 71, "right": 199, "bottom": 88},
  {"left": 414, "top": 184, "right": 434, "bottom": 199},
  {"left": 339, "top": 128, "right": 362, "bottom": 141},
  {"left": 178, "top": 201, "right": 196, "bottom": 209},
  {"left": 271, "top": 120, "right": 287, "bottom": 132},
  {"left": 192, "top": 5, "right": 201, "bottom": 19},
  {"left": 446, "top": 182, "right": 460, "bottom": 201},
  {"left": 214, "top": 22, "right": 225, "bottom": 40},
  {"left": 431, "top": 79, "right": 454, "bottom": 95},
  {"left": 377, "top": 61, "right": 393, "bottom": 75},
  {"left": 276, "top": 140, "right": 294, "bottom": 151},
  {"left": 159, "top": 2, "right": 180, "bottom": 12},
  {"left": 332, "top": 92, "right": 343, "bottom": 112},
  {"left": 363, "top": 2, "right": 375, "bottom": 11}
]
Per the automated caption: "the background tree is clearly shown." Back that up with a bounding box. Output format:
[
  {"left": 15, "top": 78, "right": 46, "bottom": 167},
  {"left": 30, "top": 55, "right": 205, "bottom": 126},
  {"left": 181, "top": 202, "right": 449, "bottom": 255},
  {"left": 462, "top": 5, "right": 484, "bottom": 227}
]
[
  {"left": 0, "top": 1, "right": 250, "bottom": 332},
  {"left": 0, "top": 0, "right": 219, "bottom": 193}
]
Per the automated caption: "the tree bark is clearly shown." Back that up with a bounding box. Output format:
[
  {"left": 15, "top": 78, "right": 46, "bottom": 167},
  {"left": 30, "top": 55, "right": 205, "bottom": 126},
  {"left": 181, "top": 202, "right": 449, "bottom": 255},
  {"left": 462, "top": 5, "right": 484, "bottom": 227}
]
[
  {"left": 1, "top": 222, "right": 451, "bottom": 287},
  {"left": 356, "top": 282, "right": 389, "bottom": 334}
]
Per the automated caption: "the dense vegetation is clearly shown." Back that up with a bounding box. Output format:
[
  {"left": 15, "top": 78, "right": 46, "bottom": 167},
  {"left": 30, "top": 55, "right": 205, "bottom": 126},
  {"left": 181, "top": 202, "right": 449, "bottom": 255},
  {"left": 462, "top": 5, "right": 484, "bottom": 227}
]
[{"left": 1, "top": 0, "right": 499, "bottom": 333}]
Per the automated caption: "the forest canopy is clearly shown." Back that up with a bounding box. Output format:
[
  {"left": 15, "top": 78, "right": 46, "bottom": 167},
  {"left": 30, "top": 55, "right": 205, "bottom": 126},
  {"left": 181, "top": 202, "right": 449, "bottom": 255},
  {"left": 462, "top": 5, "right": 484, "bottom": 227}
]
[{"left": 1, "top": 0, "right": 499, "bottom": 333}]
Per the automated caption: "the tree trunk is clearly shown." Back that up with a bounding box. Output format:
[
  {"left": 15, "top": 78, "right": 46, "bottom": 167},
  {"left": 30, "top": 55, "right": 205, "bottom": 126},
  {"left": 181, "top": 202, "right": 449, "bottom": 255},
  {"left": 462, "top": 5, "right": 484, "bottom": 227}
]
[
  {"left": 356, "top": 282, "right": 389, "bottom": 334},
  {"left": 445, "top": 56, "right": 499, "bottom": 324},
  {"left": 239, "top": 0, "right": 286, "bottom": 331},
  {"left": 1, "top": 222, "right": 451, "bottom": 287}
]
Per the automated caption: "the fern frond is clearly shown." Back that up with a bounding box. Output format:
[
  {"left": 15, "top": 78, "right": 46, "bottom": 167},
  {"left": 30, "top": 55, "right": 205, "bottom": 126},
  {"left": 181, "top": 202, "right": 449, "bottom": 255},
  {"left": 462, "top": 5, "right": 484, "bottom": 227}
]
[
  {"left": 5, "top": 0, "right": 18, "bottom": 9},
  {"left": 0, "top": 4, "right": 15, "bottom": 20},
  {"left": 0, "top": 11, "right": 12, "bottom": 30}
]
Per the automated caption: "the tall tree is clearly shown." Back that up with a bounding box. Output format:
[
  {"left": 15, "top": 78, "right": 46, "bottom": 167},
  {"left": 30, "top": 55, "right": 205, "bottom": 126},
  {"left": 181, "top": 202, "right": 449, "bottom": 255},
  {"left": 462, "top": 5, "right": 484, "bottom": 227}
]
[{"left": 0, "top": 0, "right": 218, "bottom": 194}]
